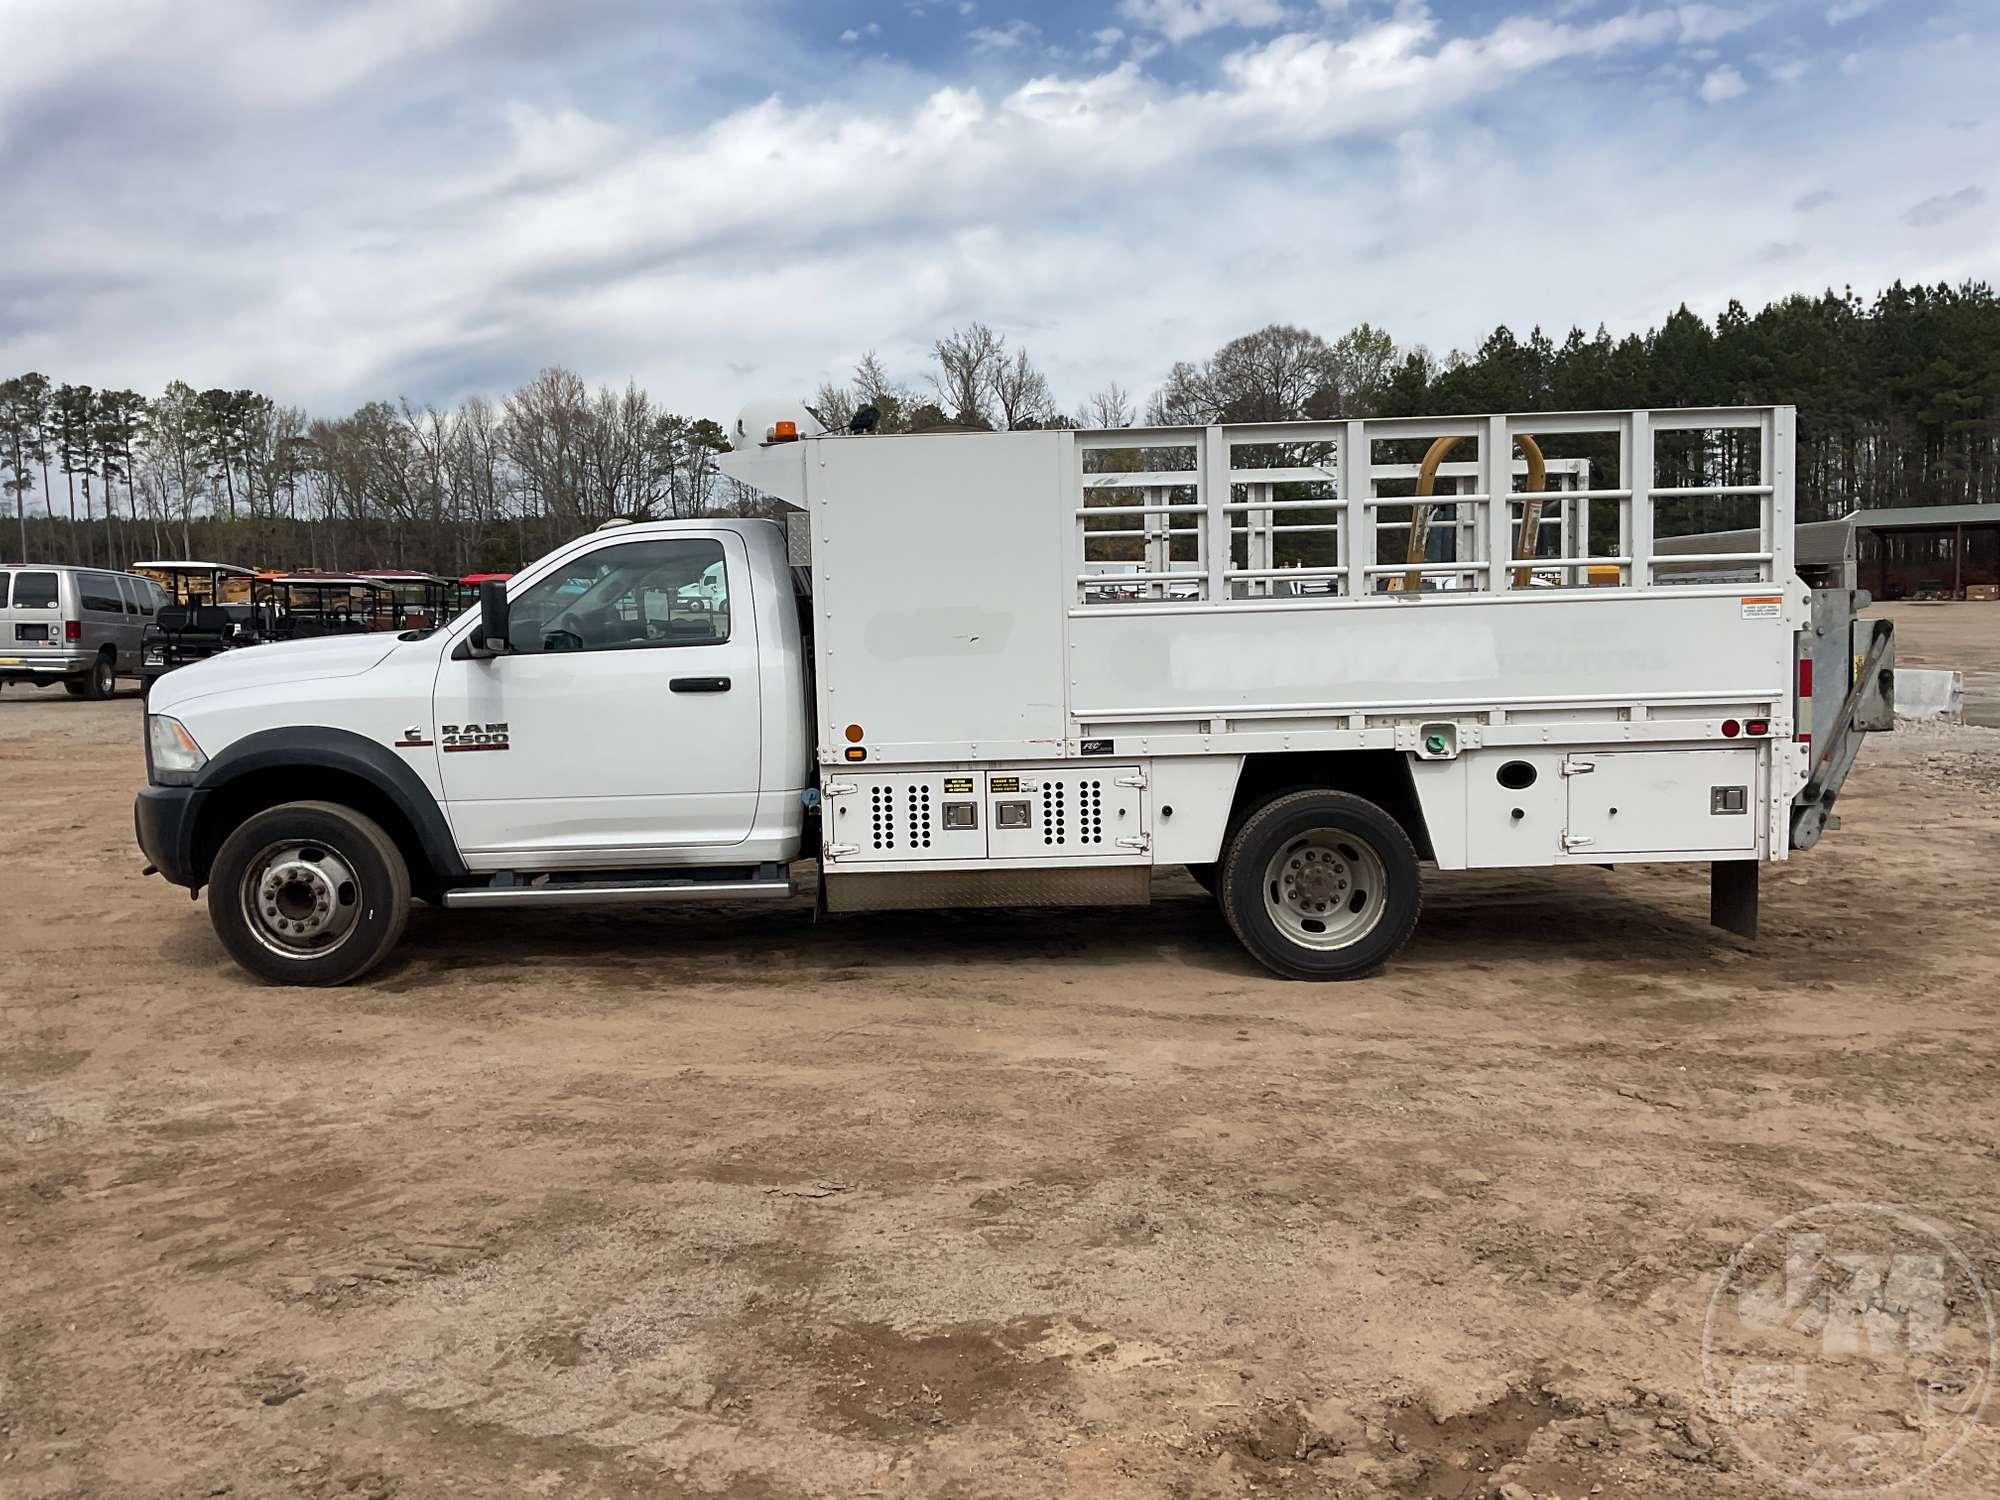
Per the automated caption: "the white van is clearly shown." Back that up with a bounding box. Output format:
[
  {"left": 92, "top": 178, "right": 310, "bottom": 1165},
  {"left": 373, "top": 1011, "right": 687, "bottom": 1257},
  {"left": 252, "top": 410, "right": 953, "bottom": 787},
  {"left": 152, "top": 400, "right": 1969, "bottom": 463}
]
[{"left": 1, "top": 565, "right": 169, "bottom": 698}]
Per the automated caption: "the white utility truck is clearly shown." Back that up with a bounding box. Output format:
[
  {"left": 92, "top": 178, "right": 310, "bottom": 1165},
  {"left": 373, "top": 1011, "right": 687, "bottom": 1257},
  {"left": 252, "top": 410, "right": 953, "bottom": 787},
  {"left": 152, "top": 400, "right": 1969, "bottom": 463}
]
[{"left": 135, "top": 403, "right": 1893, "bottom": 986}]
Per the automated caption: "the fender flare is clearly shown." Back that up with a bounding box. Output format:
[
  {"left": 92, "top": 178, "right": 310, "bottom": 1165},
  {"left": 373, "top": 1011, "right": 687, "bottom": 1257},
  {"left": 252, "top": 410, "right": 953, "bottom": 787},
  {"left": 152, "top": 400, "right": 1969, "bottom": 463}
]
[{"left": 194, "top": 726, "right": 469, "bottom": 881}]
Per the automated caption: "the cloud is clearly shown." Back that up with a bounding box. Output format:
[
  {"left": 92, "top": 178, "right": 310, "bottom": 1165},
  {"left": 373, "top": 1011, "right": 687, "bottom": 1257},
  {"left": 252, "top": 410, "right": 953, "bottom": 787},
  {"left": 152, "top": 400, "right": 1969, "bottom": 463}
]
[
  {"left": 1793, "top": 188, "right": 1836, "bottom": 211},
  {"left": 1904, "top": 185, "right": 1985, "bottom": 228},
  {"left": 1826, "top": 0, "right": 1878, "bottom": 23},
  {"left": 0, "top": 0, "right": 1995, "bottom": 422},
  {"left": 1699, "top": 64, "right": 1747, "bottom": 101},
  {"left": 968, "top": 18, "right": 1038, "bottom": 50},
  {"left": 1119, "top": 0, "right": 1289, "bottom": 44},
  {"left": 1675, "top": 4, "right": 1754, "bottom": 45},
  {"left": 1085, "top": 25, "right": 1127, "bottom": 60}
]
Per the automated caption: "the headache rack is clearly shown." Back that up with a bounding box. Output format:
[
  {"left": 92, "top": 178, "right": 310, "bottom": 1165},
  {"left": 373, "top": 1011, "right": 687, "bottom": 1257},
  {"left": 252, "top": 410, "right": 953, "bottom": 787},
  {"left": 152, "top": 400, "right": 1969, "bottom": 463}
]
[{"left": 1071, "top": 407, "right": 1789, "bottom": 606}]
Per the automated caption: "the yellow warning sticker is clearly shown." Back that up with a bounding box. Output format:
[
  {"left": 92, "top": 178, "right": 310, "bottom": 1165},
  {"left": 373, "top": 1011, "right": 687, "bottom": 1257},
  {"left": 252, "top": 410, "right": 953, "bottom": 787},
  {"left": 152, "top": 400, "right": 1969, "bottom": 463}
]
[
  {"left": 989, "top": 775, "right": 1021, "bottom": 793},
  {"left": 943, "top": 777, "right": 975, "bottom": 794}
]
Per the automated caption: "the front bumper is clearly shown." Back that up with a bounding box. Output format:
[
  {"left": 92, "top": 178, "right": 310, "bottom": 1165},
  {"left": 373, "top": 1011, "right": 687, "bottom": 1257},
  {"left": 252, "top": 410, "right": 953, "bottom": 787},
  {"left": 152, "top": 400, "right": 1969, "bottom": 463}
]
[{"left": 135, "top": 785, "right": 208, "bottom": 889}]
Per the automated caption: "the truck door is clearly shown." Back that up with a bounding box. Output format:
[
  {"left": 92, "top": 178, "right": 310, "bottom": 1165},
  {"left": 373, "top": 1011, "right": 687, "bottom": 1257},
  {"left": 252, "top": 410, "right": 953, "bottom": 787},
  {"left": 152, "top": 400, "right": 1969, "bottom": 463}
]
[{"left": 432, "top": 533, "right": 762, "bottom": 863}]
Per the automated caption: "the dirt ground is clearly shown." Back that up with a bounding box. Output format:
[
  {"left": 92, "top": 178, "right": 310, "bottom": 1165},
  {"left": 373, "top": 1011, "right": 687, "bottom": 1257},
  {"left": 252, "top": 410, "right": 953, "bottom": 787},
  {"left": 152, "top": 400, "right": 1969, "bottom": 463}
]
[
  {"left": 1880, "top": 600, "right": 2000, "bottom": 726},
  {"left": 4, "top": 657, "right": 1999, "bottom": 1499}
]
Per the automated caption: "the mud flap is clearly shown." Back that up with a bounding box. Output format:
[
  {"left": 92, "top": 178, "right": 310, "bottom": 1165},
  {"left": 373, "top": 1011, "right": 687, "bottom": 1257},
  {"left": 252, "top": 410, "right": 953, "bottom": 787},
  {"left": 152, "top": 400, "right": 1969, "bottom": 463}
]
[{"left": 1710, "top": 860, "right": 1758, "bottom": 940}]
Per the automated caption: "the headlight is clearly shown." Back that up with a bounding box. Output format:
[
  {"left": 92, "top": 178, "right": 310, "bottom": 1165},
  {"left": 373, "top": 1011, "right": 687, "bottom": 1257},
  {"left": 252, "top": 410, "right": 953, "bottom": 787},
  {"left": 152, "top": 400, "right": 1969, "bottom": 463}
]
[{"left": 147, "top": 715, "right": 207, "bottom": 785}]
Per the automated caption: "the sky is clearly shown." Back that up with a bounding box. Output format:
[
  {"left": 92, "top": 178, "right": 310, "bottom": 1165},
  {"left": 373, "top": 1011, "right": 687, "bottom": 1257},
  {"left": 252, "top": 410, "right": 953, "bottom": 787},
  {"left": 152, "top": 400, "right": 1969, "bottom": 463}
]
[{"left": 1, "top": 0, "right": 1995, "bottom": 422}]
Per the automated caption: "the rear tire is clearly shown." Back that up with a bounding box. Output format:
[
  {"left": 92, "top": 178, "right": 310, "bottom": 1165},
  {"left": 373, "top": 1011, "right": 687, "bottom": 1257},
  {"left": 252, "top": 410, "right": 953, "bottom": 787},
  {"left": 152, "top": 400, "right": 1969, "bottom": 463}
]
[
  {"left": 1219, "top": 789, "right": 1421, "bottom": 981},
  {"left": 83, "top": 653, "right": 116, "bottom": 700},
  {"left": 208, "top": 801, "right": 411, "bottom": 986}
]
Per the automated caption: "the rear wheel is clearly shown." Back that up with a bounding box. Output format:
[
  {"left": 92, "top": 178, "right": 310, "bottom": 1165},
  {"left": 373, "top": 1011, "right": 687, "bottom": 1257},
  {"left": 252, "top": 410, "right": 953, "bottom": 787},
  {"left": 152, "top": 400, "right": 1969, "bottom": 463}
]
[
  {"left": 82, "top": 653, "right": 116, "bottom": 700},
  {"left": 208, "top": 801, "right": 411, "bottom": 986},
  {"left": 1219, "top": 790, "right": 1421, "bottom": 981}
]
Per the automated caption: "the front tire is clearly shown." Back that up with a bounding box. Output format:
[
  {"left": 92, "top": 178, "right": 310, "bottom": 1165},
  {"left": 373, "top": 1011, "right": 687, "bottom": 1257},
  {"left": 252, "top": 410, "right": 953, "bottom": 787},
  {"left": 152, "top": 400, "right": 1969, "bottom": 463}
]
[
  {"left": 1219, "top": 790, "right": 1421, "bottom": 981},
  {"left": 208, "top": 801, "right": 411, "bottom": 986}
]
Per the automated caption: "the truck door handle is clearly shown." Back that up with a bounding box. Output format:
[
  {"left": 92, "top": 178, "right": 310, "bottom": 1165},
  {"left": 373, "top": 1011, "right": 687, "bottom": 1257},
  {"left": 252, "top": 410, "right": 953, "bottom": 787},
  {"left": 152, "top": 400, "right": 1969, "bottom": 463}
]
[{"left": 670, "top": 676, "right": 731, "bottom": 693}]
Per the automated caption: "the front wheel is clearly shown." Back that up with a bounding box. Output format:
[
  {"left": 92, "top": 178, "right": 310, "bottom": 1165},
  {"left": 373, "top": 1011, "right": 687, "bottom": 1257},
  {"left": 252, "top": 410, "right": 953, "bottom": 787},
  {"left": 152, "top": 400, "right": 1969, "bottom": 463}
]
[
  {"left": 208, "top": 801, "right": 411, "bottom": 986},
  {"left": 1219, "top": 790, "right": 1421, "bottom": 981}
]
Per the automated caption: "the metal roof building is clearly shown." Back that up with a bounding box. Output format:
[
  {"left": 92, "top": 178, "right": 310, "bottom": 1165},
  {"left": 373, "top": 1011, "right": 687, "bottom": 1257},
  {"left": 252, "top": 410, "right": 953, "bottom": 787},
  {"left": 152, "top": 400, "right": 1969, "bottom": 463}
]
[
  {"left": 1655, "top": 503, "right": 2000, "bottom": 598},
  {"left": 1851, "top": 503, "right": 2000, "bottom": 600}
]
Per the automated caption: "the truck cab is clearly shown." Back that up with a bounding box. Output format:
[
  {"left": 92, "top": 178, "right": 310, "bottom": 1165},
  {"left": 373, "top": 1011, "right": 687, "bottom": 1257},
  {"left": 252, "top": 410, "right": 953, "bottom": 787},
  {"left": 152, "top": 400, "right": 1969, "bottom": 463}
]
[{"left": 136, "top": 518, "right": 812, "bottom": 984}]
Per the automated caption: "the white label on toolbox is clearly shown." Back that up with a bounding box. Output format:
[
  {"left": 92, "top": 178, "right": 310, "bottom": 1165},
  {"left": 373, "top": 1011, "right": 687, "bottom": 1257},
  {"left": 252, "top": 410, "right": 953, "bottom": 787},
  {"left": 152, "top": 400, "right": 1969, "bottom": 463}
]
[{"left": 1740, "top": 595, "right": 1782, "bottom": 620}]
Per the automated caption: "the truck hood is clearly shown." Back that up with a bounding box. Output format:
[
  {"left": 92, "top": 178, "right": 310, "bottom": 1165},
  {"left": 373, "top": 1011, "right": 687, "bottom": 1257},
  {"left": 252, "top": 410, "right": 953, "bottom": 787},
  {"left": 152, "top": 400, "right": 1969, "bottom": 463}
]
[{"left": 150, "top": 633, "right": 406, "bottom": 711}]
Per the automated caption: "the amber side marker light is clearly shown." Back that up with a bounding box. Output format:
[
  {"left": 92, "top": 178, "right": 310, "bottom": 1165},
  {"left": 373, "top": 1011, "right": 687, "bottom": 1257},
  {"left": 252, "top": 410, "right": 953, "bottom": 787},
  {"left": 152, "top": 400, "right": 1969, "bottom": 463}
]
[
  {"left": 845, "top": 746, "right": 868, "bottom": 762},
  {"left": 844, "top": 723, "right": 865, "bottom": 743}
]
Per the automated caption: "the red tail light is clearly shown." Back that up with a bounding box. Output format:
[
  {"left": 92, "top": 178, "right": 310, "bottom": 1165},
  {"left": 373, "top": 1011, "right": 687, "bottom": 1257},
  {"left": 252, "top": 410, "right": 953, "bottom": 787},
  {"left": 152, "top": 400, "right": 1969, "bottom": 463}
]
[
  {"left": 1797, "top": 657, "right": 1813, "bottom": 699},
  {"left": 1746, "top": 718, "right": 1770, "bottom": 736},
  {"left": 64, "top": 620, "right": 81, "bottom": 642},
  {"left": 1721, "top": 718, "right": 1741, "bottom": 738}
]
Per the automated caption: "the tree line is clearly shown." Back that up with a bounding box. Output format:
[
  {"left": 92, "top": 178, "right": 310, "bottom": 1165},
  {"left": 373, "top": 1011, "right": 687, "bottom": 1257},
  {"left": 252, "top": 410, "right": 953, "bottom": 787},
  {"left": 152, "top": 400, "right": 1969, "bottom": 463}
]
[
  {"left": 0, "top": 371, "right": 731, "bottom": 573},
  {"left": 811, "top": 281, "right": 2000, "bottom": 528},
  {"left": 5, "top": 278, "right": 1995, "bottom": 570}
]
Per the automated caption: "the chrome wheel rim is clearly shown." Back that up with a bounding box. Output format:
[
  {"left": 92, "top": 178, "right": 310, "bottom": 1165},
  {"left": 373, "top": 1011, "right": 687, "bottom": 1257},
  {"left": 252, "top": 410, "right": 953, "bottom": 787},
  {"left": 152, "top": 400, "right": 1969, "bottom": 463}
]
[
  {"left": 96, "top": 659, "right": 114, "bottom": 694},
  {"left": 240, "top": 840, "right": 363, "bottom": 959},
  {"left": 1262, "top": 829, "right": 1388, "bottom": 951}
]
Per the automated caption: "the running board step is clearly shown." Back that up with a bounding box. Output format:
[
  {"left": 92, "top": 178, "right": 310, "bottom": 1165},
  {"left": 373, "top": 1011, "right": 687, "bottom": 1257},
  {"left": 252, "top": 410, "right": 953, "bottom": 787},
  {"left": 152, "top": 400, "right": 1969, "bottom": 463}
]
[{"left": 443, "top": 878, "right": 794, "bottom": 910}]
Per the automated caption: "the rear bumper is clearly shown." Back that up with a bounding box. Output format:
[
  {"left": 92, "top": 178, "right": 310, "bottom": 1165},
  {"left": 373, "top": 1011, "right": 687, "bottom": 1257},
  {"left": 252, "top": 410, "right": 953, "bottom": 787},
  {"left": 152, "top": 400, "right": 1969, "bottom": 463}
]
[
  {"left": 135, "top": 786, "right": 208, "bottom": 889},
  {"left": 0, "top": 650, "right": 90, "bottom": 679}
]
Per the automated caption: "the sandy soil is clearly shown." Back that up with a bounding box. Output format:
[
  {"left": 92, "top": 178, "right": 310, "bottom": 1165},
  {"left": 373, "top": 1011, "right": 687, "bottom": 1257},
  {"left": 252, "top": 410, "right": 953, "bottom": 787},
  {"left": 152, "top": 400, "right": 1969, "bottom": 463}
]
[
  {"left": 1880, "top": 601, "right": 2000, "bottom": 726},
  {"left": 3, "top": 677, "right": 1999, "bottom": 1499}
]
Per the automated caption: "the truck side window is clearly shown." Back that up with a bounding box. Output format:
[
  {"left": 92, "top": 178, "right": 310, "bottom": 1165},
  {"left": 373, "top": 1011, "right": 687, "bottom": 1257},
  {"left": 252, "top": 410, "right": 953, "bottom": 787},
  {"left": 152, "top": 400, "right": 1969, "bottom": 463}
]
[{"left": 506, "top": 538, "right": 730, "bottom": 654}]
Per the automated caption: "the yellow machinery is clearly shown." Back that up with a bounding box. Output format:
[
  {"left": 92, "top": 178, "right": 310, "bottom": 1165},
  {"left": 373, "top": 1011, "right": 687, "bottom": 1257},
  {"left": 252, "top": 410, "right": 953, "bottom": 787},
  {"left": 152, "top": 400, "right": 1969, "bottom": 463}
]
[{"left": 1399, "top": 433, "right": 1548, "bottom": 591}]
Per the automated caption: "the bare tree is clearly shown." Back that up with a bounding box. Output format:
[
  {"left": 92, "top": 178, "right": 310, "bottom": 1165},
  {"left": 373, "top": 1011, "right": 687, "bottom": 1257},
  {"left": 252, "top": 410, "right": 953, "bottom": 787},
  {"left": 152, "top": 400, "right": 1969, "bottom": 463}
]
[
  {"left": 806, "top": 379, "right": 855, "bottom": 435},
  {"left": 1077, "top": 380, "right": 1135, "bottom": 429},
  {"left": 503, "top": 367, "right": 591, "bottom": 532},
  {"left": 988, "top": 346, "right": 1055, "bottom": 429},
  {"left": 1147, "top": 325, "right": 1341, "bottom": 425},
  {"left": 929, "top": 323, "right": 1004, "bottom": 428}
]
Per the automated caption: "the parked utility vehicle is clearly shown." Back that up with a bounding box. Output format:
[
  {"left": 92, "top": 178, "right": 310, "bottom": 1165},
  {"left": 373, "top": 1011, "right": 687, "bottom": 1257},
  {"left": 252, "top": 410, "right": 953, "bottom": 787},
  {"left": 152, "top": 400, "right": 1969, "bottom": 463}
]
[
  {"left": 135, "top": 403, "right": 1893, "bottom": 985},
  {"left": 4, "top": 564, "right": 168, "bottom": 698}
]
